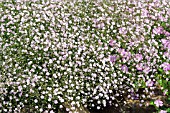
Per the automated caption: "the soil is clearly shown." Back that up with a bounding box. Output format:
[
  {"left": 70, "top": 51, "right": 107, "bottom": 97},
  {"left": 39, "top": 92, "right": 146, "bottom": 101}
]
[{"left": 88, "top": 104, "right": 156, "bottom": 113}]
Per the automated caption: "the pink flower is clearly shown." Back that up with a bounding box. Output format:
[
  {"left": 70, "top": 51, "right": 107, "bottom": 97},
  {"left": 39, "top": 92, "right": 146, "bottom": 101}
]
[
  {"left": 141, "top": 9, "right": 148, "bottom": 17},
  {"left": 136, "top": 63, "right": 143, "bottom": 71},
  {"left": 120, "top": 49, "right": 126, "bottom": 56},
  {"left": 146, "top": 80, "right": 154, "bottom": 87},
  {"left": 134, "top": 54, "right": 143, "bottom": 62},
  {"left": 143, "top": 66, "right": 150, "bottom": 74},
  {"left": 163, "top": 31, "right": 170, "bottom": 36},
  {"left": 109, "top": 39, "right": 116, "bottom": 46},
  {"left": 119, "top": 27, "right": 127, "bottom": 35},
  {"left": 154, "top": 100, "right": 163, "bottom": 107},
  {"left": 97, "top": 22, "right": 105, "bottom": 29},
  {"left": 159, "top": 15, "right": 168, "bottom": 22},
  {"left": 161, "top": 62, "right": 170, "bottom": 72},
  {"left": 93, "top": 19, "right": 98, "bottom": 23},
  {"left": 98, "top": 40, "right": 102, "bottom": 45},
  {"left": 161, "top": 39, "right": 170, "bottom": 49},
  {"left": 93, "top": 19, "right": 105, "bottom": 29},
  {"left": 110, "top": 55, "right": 117, "bottom": 63},
  {"left": 159, "top": 110, "right": 167, "bottom": 113},
  {"left": 121, "top": 65, "right": 128, "bottom": 73},
  {"left": 152, "top": 27, "right": 164, "bottom": 35},
  {"left": 163, "top": 52, "right": 170, "bottom": 59},
  {"left": 161, "top": 39, "right": 168, "bottom": 44}
]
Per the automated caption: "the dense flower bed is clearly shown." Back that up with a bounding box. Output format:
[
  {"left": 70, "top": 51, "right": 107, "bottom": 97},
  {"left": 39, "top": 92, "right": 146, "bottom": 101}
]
[{"left": 0, "top": 0, "right": 170, "bottom": 113}]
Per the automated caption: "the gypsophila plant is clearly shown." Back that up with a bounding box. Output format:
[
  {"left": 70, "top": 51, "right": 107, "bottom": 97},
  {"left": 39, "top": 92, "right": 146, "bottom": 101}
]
[{"left": 0, "top": 0, "right": 170, "bottom": 112}]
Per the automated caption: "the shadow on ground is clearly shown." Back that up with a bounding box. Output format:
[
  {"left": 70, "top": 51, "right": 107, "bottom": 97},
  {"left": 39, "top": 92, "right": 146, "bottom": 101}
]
[{"left": 88, "top": 105, "right": 156, "bottom": 113}]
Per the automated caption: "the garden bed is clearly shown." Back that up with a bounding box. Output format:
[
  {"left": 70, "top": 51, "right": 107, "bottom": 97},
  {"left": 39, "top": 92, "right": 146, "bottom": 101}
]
[{"left": 0, "top": 0, "right": 170, "bottom": 113}]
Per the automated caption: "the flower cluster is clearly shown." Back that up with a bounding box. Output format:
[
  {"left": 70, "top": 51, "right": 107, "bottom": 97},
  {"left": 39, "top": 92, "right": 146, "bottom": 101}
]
[{"left": 0, "top": 0, "right": 170, "bottom": 112}]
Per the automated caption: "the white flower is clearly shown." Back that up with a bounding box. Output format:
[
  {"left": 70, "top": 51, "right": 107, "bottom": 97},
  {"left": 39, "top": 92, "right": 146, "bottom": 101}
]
[
  {"left": 97, "top": 106, "right": 100, "bottom": 109},
  {"left": 48, "top": 104, "right": 51, "bottom": 109},
  {"left": 39, "top": 108, "right": 43, "bottom": 112},
  {"left": 40, "top": 95, "right": 44, "bottom": 99},
  {"left": 34, "top": 99, "right": 38, "bottom": 103},
  {"left": 54, "top": 100, "right": 58, "bottom": 104}
]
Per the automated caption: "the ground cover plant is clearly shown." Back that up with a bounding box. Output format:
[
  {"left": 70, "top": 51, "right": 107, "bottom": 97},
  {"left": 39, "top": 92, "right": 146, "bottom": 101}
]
[{"left": 0, "top": 0, "right": 170, "bottom": 113}]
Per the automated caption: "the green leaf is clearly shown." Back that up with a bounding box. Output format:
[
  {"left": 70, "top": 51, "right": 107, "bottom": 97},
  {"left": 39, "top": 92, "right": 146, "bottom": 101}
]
[
  {"left": 158, "top": 68, "right": 163, "bottom": 73},
  {"left": 168, "top": 81, "right": 170, "bottom": 85},
  {"left": 162, "top": 80, "right": 168, "bottom": 89},
  {"left": 159, "top": 80, "right": 163, "bottom": 86},
  {"left": 166, "top": 98, "right": 170, "bottom": 105},
  {"left": 150, "top": 101, "right": 154, "bottom": 105},
  {"left": 167, "top": 108, "right": 170, "bottom": 112},
  {"left": 161, "top": 22, "right": 166, "bottom": 28}
]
